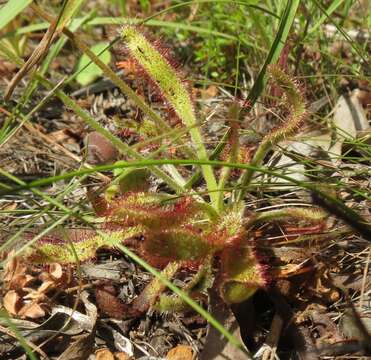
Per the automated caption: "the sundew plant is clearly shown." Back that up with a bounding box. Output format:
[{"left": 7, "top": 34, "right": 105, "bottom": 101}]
[
  {"left": 17, "top": 26, "right": 329, "bottom": 314},
  {"left": 1, "top": 1, "right": 370, "bottom": 357}
]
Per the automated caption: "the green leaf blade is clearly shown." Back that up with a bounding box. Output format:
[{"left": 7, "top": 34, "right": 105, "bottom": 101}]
[
  {"left": 75, "top": 42, "right": 111, "bottom": 86},
  {"left": 0, "top": 0, "right": 32, "bottom": 30}
]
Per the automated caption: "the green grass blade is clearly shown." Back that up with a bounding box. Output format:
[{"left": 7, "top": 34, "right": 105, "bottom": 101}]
[
  {"left": 0, "top": 0, "right": 32, "bottom": 30},
  {"left": 1, "top": 158, "right": 369, "bottom": 240},
  {"left": 247, "top": 0, "right": 299, "bottom": 106},
  {"left": 309, "top": 0, "right": 345, "bottom": 34},
  {"left": 311, "top": 0, "right": 369, "bottom": 63},
  {"left": 9, "top": 17, "right": 266, "bottom": 52},
  {"left": 141, "top": 0, "right": 278, "bottom": 23},
  {"left": 0, "top": 171, "right": 90, "bottom": 254},
  {"left": 75, "top": 41, "right": 111, "bottom": 86},
  {"left": 57, "top": 0, "right": 84, "bottom": 30}
]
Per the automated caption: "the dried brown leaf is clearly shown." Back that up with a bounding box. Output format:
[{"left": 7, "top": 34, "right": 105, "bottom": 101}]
[
  {"left": 114, "top": 353, "right": 132, "bottom": 360},
  {"left": 95, "top": 285, "right": 128, "bottom": 319},
  {"left": 3, "top": 290, "right": 22, "bottom": 315},
  {"left": 49, "top": 263, "right": 64, "bottom": 280},
  {"left": 166, "top": 345, "right": 194, "bottom": 360},
  {"left": 3, "top": 254, "right": 30, "bottom": 290},
  {"left": 11, "top": 274, "right": 34, "bottom": 290},
  {"left": 95, "top": 348, "right": 115, "bottom": 360},
  {"left": 23, "top": 280, "right": 55, "bottom": 302},
  {"left": 200, "top": 288, "right": 249, "bottom": 360},
  {"left": 18, "top": 302, "right": 46, "bottom": 319}
]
